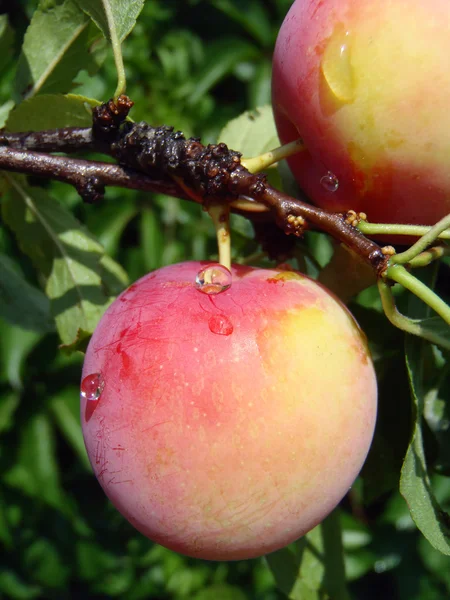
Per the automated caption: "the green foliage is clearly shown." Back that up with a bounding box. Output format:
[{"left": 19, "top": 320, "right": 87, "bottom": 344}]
[{"left": 0, "top": 0, "right": 449, "bottom": 598}]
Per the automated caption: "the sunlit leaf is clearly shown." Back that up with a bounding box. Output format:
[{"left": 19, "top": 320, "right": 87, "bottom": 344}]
[
  {"left": 74, "top": 0, "right": 145, "bottom": 42},
  {"left": 218, "top": 105, "right": 279, "bottom": 158},
  {"left": 1, "top": 176, "right": 128, "bottom": 346},
  {"left": 14, "top": 0, "right": 103, "bottom": 99},
  {"left": 6, "top": 94, "right": 101, "bottom": 131}
]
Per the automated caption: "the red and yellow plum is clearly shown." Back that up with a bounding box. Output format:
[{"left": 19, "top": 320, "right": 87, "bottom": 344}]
[
  {"left": 272, "top": 0, "right": 450, "bottom": 230},
  {"left": 81, "top": 262, "right": 377, "bottom": 560}
]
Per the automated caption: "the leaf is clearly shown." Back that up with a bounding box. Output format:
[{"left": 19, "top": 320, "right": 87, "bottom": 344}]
[
  {"left": 0, "top": 392, "right": 20, "bottom": 435},
  {"left": 0, "top": 254, "right": 55, "bottom": 333},
  {"left": 194, "top": 585, "right": 248, "bottom": 600},
  {"left": 74, "top": 0, "right": 145, "bottom": 42},
  {"left": 400, "top": 265, "right": 450, "bottom": 554},
  {"left": 218, "top": 105, "right": 280, "bottom": 158},
  {"left": 400, "top": 336, "right": 450, "bottom": 555},
  {"left": 6, "top": 94, "right": 100, "bottom": 132},
  {"left": 49, "top": 387, "right": 91, "bottom": 470},
  {"left": 0, "top": 320, "right": 42, "bottom": 390},
  {"left": 3, "top": 412, "right": 65, "bottom": 511},
  {"left": 24, "top": 538, "right": 70, "bottom": 589},
  {"left": 186, "top": 37, "right": 259, "bottom": 105},
  {"left": 0, "top": 15, "right": 15, "bottom": 72},
  {"left": 0, "top": 100, "right": 15, "bottom": 128},
  {"left": 14, "top": 0, "right": 102, "bottom": 100},
  {"left": 0, "top": 569, "right": 41, "bottom": 600},
  {"left": 2, "top": 176, "right": 128, "bottom": 346},
  {"left": 211, "top": 0, "right": 273, "bottom": 47}
]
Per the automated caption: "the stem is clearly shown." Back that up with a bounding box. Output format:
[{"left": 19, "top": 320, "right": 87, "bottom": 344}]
[
  {"left": 358, "top": 220, "right": 450, "bottom": 240},
  {"left": 378, "top": 279, "right": 450, "bottom": 349},
  {"left": 208, "top": 203, "right": 231, "bottom": 270},
  {"left": 241, "top": 138, "right": 305, "bottom": 173},
  {"left": 386, "top": 264, "right": 450, "bottom": 326},
  {"left": 409, "top": 246, "right": 450, "bottom": 268},
  {"left": 102, "top": 0, "right": 127, "bottom": 98},
  {"left": 321, "top": 510, "right": 351, "bottom": 600}
]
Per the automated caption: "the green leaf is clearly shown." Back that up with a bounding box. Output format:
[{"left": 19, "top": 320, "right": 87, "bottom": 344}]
[
  {"left": 2, "top": 176, "right": 128, "bottom": 346},
  {"left": 6, "top": 94, "right": 100, "bottom": 131},
  {"left": 0, "top": 254, "right": 55, "bottom": 333},
  {"left": 0, "top": 569, "right": 41, "bottom": 600},
  {"left": 194, "top": 585, "right": 247, "bottom": 600},
  {"left": 0, "top": 392, "right": 20, "bottom": 435},
  {"left": 0, "top": 320, "right": 42, "bottom": 390},
  {"left": 0, "top": 15, "right": 15, "bottom": 73},
  {"left": 49, "top": 387, "right": 91, "bottom": 470},
  {"left": 266, "top": 514, "right": 350, "bottom": 600},
  {"left": 218, "top": 105, "right": 280, "bottom": 158},
  {"left": 14, "top": 1, "right": 102, "bottom": 100},
  {"left": 186, "top": 37, "right": 259, "bottom": 105},
  {"left": 0, "top": 100, "right": 15, "bottom": 128},
  {"left": 74, "top": 0, "right": 145, "bottom": 42},
  {"left": 211, "top": 0, "right": 273, "bottom": 47},
  {"left": 400, "top": 336, "right": 450, "bottom": 555},
  {"left": 3, "top": 412, "right": 65, "bottom": 511},
  {"left": 24, "top": 538, "right": 70, "bottom": 589}
]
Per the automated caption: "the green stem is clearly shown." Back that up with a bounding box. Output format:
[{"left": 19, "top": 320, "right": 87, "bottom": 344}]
[
  {"left": 102, "top": 0, "right": 127, "bottom": 98},
  {"left": 357, "top": 220, "right": 450, "bottom": 240},
  {"left": 389, "top": 213, "right": 450, "bottom": 265},
  {"left": 208, "top": 203, "right": 231, "bottom": 270},
  {"left": 321, "top": 509, "right": 351, "bottom": 600},
  {"left": 378, "top": 278, "right": 450, "bottom": 350},
  {"left": 409, "top": 246, "right": 450, "bottom": 268},
  {"left": 241, "top": 138, "right": 305, "bottom": 173},
  {"left": 386, "top": 264, "right": 450, "bottom": 326}
]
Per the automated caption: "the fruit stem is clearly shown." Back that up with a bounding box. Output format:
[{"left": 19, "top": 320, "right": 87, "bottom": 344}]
[
  {"left": 409, "top": 246, "right": 450, "bottom": 268},
  {"left": 102, "top": 0, "right": 127, "bottom": 99},
  {"left": 385, "top": 264, "right": 450, "bottom": 326},
  {"left": 377, "top": 278, "right": 450, "bottom": 349},
  {"left": 241, "top": 138, "right": 305, "bottom": 173},
  {"left": 389, "top": 214, "right": 450, "bottom": 265},
  {"left": 208, "top": 203, "right": 231, "bottom": 271},
  {"left": 358, "top": 218, "right": 450, "bottom": 242},
  {"left": 321, "top": 510, "right": 351, "bottom": 600}
]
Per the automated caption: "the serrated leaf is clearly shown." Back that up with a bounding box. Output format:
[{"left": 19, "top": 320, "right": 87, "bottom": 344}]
[
  {"left": 0, "top": 254, "right": 55, "bottom": 333},
  {"left": 74, "top": 0, "right": 145, "bottom": 43},
  {"left": 14, "top": 1, "right": 102, "bottom": 100},
  {"left": 218, "top": 105, "right": 280, "bottom": 158},
  {"left": 3, "top": 412, "right": 65, "bottom": 511},
  {"left": 2, "top": 176, "right": 127, "bottom": 345},
  {"left": 6, "top": 94, "right": 100, "bottom": 132}
]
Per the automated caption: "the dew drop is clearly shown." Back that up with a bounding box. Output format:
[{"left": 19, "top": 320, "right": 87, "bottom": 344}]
[
  {"left": 208, "top": 314, "right": 233, "bottom": 336},
  {"left": 321, "top": 27, "right": 354, "bottom": 102},
  {"left": 81, "top": 373, "right": 105, "bottom": 401},
  {"left": 195, "top": 265, "right": 232, "bottom": 295},
  {"left": 320, "top": 171, "right": 339, "bottom": 192}
]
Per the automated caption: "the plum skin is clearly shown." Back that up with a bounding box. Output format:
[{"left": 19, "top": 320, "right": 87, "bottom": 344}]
[
  {"left": 272, "top": 0, "right": 450, "bottom": 230},
  {"left": 81, "top": 262, "right": 377, "bottom": 561}
]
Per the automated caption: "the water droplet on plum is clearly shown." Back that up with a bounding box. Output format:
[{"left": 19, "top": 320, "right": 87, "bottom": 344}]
[
  {"left": 321, "top": 27, "right": 354, "bottom": 102},
  {"left": 320, "top": 171, "right": 339, "bottom": 192},
  {"left": 195, "top": 265, "right": 232, "bottom": 295},
  {"left": 81, "top": 373, "right": 105, "bottom": 401},
  {"left": 208, "top": 314, "right": 233, "bottom": 336}
]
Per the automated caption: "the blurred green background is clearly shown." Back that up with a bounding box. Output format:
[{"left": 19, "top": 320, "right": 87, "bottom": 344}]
[{"left": 1, "top": 1, "right": 450, "bottom": 598}]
